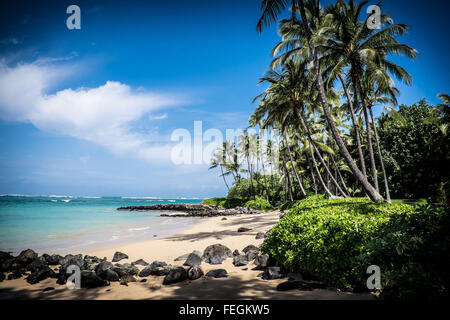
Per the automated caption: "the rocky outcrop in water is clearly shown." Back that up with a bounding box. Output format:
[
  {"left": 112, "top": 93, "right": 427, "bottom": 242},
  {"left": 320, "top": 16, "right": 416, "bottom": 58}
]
[{"left": 116, "top": 204, "right": 263, "bottom": 217}]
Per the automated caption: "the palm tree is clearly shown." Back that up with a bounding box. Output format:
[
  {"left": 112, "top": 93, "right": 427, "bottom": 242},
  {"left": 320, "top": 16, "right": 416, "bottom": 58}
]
[{"left": 209, "top": 147, "right": 230, "bottom": 191}]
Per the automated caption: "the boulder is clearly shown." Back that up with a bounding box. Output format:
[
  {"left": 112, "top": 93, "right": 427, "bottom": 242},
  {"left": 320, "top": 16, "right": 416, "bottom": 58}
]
[
  {"left": 255, "top": 232, "right": 265, "bottom": 239},
  {"left": 7, "top": 270, "right": 23, "bottom": 280},
  {"left": 80, "top": 271, "right": 109, "bottom": 289},
  {"left": 232, "top": 255, "right": 248, "bottom": 267},
  {"left": 16, "top": 249, "right": 38, "bottom": 265},
  {"left": 183, "top": 253, "right": 202, "bottom": 267},
  {"left": 113, "top": 263, "right": 139, "bottom": 277},
  {"left": 99, "top": 268, "right": 120, "bottom": 282},
  {"left": 42, "top": 254, "right": 63, "bottom": 265},
  {"left": 232, "top": 249, "right": 240, "bottom": 256},
  {"left": 94, "top": 261, "right": 113, "bottom": 275},
  {"left": 187, "top": 266, "right": 203, "bottom": 280},
  {"left": 202, "top": 244, "right": 232, "bottom": 265},
  {"left": 26, "top": 258, "right": 48, "bottom": 273},
  {"left": 261, "top": 266, "right": 284, "bottom": 280},
  {"left": 112, "top": 251, "right": 128, "bottom": 262},
  {"left": 253, "top": 254, "right": 271, "bottom": 270},
  {"left": 242, "top": 245, "right": 259, "bottom": 253},
  {"left": 245, "top": 250, "right": 259, "bottom": 261},
  {"left": 205, "top": 269, "right": 228, "bottom": 278},
  {"left": 162, "top": 266, "right": 187, "bottom": 285},
  {"left": 139, "top": 261, "right": 170, "bottom": 277},
  {"left": 1, "top": 258, "right": 24, "bottom": 272},
  {"left": 237, "top": 227, "right": 251, "bottom": 232},
  {"left": 60, "top": 256, "right": 84, "bottom": 274},
  {"left": 132, "top": 259, "right": 148, "bottom": 266},
  {"left": 26, "top": 267, "right": 56, "bottom": 284},
  {"left": 0, "top": 251, "right": 13, "bottom": 264}
]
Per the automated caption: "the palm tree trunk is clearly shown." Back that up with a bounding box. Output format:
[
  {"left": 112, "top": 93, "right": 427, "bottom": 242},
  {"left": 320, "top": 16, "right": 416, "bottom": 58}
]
[
  {"left": 369, "top": 106, "right": 391, "bottom": 203},
  {"left": 283, "top": 132, "right": 307, "bottom": 196},
  {"left": 297, "top": 0, "right": 382, "bottom": 202},
  {"left": 362, "top": 102, "right": 379, "bottom": 193},
  {"left": 259, "top": 140, "right": 270, "bottom": 202},
  {"left": 330, "top": 153, "right": 350, "bottom": 196},
  {"left": 305, "top": 150, "right": 317, "bottom": 194},
  {"left": 338, "top": 73, "right": 366, "bottom": 177},
  {"left": 220, "top": 165, "right": 229, "bottom": 191},
  {"left": 294, "top": 106, "right": 347, "bottom": 197},
  {"left": 282, "top": 153, "right": 294, "bottom": 201}
]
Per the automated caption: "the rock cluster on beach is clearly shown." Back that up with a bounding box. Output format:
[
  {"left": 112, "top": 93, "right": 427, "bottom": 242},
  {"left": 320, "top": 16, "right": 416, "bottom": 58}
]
[
  {"left": 1, "top": 235, "right": 320, "bottom": 292},
  {"left": 116, "top": 204, "right": 263, "bottom": 217}
]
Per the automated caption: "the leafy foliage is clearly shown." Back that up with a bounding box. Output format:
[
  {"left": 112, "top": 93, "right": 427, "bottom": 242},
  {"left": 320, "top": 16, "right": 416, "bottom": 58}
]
[
  {"left": 261, "top": 196, "right": 414, "bottom": 287},
  {"left": 377, "top": 100, "right": 450, "bottom": 203},
  {"left": 244, "top": 197, "right": 273, "bottom": 211},
  {"left": 201, "top": 197, "right": 246, "bottom": 208},
  {"left": 355, "top": 205, "right": 450, "bottom": 300}
]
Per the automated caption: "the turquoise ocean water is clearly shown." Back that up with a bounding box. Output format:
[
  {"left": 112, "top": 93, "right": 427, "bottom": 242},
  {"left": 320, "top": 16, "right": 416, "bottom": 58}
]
[{"left": 0, "top": 195, "right": 203, "bottom": 254}]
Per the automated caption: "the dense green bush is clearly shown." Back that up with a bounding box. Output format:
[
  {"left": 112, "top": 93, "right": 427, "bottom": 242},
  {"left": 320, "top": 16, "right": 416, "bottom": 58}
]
[
  {"left": 377, "top": 100, "right": 450, "bottom": 202},
  {"left": 261, "top": 196, "right": 414, "bottom": 287},
  {"left": 278, "top": 200, "right": 298, "bottom": 211},
  {"left": 244, "top": 197, "right": 273, "bottom": 211},
  {"left": 202, "top": 197, "right": 246, "bottom": 208},
  {"left": 355, "top": 205, "right": 450, "bottom": 299},
  {"left": 202, "top": 197, "right": 226, "bottom": 206}
]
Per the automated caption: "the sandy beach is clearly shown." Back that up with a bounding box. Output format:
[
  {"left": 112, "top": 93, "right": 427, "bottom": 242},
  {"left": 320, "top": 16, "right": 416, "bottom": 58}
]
[{"left": 0, "top": 211, "right": 373, "bottom": 300}]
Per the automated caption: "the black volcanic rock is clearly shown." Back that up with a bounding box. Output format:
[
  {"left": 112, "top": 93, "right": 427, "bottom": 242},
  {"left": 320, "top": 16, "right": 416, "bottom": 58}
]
[
  {"left": 162, "top": 266, "right": 187, "bottom": 285},
  {"left": 187, "top": 266, "right": 203, "bottom": 280},
  {"left": 132, "top": 259, "right": 148, "bottom": 266},
  {"left": 202, "top": 244, "right": 233, "bottom": 265},
  {"left": 117, "top": 204, "right": 263, "bottom": 217},
  {"left": 183, "top": 253, "right": 202, "bottom": 267},
  {"left": 205, "top": 269, "right": 228, "bottom": 278},
  {"left": 112, "top": 252, "right": 128, "bottom": 262},
  {"left": 232, "top": 255, "right": 248, "bottom": 267}
]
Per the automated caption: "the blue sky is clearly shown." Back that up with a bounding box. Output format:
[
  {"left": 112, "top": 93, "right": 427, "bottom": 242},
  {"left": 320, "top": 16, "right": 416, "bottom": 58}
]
[{"left": 0, "top": 0, "right": 448, "bottom": 197}]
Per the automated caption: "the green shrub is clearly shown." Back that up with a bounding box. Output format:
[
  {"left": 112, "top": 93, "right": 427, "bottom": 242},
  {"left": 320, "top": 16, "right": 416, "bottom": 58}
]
[
  {"left": 244, "top": 197, "right": 273, "bottom": 211},
  {"left": 202, "top": 197, "right": 246, "bottom": 208},
  {"left": 202, "top": 197, "right": 226, "bottom": 206},
  {"left": 261, "top": 196, "right": 414, "bottom": 287},
  {"left": 355, "top": 205, "right": 450, "bottom": 299},
  {"left": 278, "top": 200, "right": 298, "bottom": 211}
]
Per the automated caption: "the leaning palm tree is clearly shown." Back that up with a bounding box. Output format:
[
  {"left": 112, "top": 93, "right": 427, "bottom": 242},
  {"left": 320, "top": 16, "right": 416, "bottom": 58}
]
[
  {"left": 209, "top": 147, "right": 230, "bottom": 191},
  {"left": 259, "top": 0, "right": 384, "bottom": 201}
]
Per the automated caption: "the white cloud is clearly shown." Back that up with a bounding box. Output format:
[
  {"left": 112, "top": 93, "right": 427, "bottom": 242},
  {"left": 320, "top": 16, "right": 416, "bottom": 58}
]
[
  {"left": 0, "top": 60, "right": 185, "bottom": 163},
  {"left": 149, "top": 113, "right": 168, "bottom": 120}
]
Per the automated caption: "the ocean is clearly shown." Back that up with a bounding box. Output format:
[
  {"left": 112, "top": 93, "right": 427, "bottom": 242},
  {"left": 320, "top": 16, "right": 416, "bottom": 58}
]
[{"left": 0, "top": 195, "right": 203, "bottom": 254}]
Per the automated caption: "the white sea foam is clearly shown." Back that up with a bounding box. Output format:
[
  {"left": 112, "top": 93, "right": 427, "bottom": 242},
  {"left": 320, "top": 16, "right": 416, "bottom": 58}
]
[
  {"left": 62, "top": 199, "right": 71, "bottom": 203},
  {"left": 128, "top": 226, "right": 150, "bottom": 232}
]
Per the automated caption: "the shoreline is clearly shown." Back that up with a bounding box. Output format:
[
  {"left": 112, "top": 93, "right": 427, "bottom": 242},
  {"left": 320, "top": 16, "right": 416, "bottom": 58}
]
[{"left": 0, "top": 210, "right": 373, "bottom": 300}]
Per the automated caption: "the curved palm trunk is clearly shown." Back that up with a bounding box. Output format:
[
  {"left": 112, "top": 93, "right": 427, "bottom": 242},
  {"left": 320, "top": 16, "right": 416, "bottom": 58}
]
[
  {"left": 297, "top": 0, "right": 383, "bottom": 202},
  {"left": 330, "top": 153, "right": 350, "bottom": 195},
  {"left": 362, "top": 101, "right": 379, "bottom": 193},
  {"left": 294, "top": 106, "right": 346, "bottom": 197},
  {"left": 338, "top": 73, "right": 366, "bottom": 177},
  {"left": 311, "top": 139, "right": 348, "bottom": 197},
  {"left": 282, "top": 153, "right": 294, "bottom": 201},
  {"left": 247, "top": 156, "right": 255, "bottom": 200},
  {"left": 308, "top": 141, "right": 333, "bottom": 197},
  {"left": 283, "top": 132, "right": 307, "bottom": 196},
  {"left": 305, "top": 150, "right": 318, "bottom": 194},
  {"left": 219, "top": 165, "right": 229, "bottom": 191},
  {"left": 369, "top": 106, "right": 391, "bottom": 203}
]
